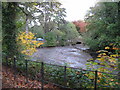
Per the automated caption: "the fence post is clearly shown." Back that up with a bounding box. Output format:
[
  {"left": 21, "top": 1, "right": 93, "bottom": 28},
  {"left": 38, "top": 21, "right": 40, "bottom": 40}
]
[
  {"left": 64, "top": 66, "right": 67, "bottom": 86},
  {"left": 13, "top": 56, "right": 16, "bottom": 80},
  {"left": 6, "top": 56, "right": 8, "bottom": 66},
  {"left": 5, "top": 56, "right": 8, "bottom": 74},
  {"left": 94, "top": 70, "right": 97, "bottom": 90},
  {"left": 41, "top": 62, "right": 44, "bottom": 90},
  {"left": 25, "top": 60, "right": 28, "bottom": 83}
]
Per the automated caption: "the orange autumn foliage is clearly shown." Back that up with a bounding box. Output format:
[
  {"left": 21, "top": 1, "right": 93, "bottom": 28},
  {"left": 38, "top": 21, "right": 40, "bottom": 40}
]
[{"left": 73, "top": 20, "right": 87, "bottom": 33}]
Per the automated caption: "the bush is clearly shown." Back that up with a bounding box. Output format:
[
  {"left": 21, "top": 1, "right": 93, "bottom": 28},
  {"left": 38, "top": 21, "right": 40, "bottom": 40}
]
[
  {"left": 86, "top": 46, "right": 119, "bottom": 88},
  {"left": 52, "top": 30, "right": 66, "bottom": 46},
  {"left": 30, "top": 26, "right": 45, "bottom": 38},
  {"left": 16, "top": 31, "right": 44, "bottom": 56},
  {"left": 44, "top": 32, "right": 57, "bottom": 47}
]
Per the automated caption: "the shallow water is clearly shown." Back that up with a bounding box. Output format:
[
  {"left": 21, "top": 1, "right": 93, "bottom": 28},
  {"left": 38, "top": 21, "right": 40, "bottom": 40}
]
[{"left": 31, "top": 44, "right": 92, "bottom": 69}]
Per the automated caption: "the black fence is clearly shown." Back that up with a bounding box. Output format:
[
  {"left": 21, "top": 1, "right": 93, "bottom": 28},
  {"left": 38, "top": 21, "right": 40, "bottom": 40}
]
[{"left": 3, "top": 56, "right": 119, "bottom": 89}]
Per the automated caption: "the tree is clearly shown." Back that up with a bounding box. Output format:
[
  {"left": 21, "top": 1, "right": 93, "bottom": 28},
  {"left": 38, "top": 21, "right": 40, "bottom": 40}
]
[
  {"left": 17, "top": 2, "right": 39, "bottom": 33},
  {"left": 2, "top": 2, "right": 19, "bottom": 58},
  {"left": 36, "top": 1, "right": 66, "bottom": 33},
  {"left": 84, "top": 2, "right": 119, "bottom": 51},
  {"left": 60, "top": 22, "right": 80, "bottom": 45},
  {"left": 17, "top": 1, "right": 66, "bottom": 34},
  {"left": 73, "top": 20, "right": 87, "bottom": 33},
  {"left": 0, "top": 2, "right": 2, "bottom": 64}
]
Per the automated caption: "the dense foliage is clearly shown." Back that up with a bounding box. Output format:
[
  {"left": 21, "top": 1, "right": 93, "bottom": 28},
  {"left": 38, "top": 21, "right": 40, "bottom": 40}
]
[
  {"left": 86, "top": 46, "right": 119, "bottom": 87},
  {"left": 84, "top": 2, "right": 120, "bottom": 86},
  {"left": 30, "top": 22, "right": 79, "bottom": 46},
  {"left": 84, "top": 2, "right": 120, "bottom": 51},
  {"left": 17, "top": 31, "right": 43, "bottom": 56},
  {"left": 2, "top": 2, "right": 19, "bottom": 59},
  {"left": 73, "top": 20, "right": 87, "bottom": 33}
]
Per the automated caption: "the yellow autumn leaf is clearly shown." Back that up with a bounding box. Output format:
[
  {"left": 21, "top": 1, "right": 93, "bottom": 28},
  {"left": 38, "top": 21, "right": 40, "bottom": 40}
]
[
  {"left": 17, "top": 31, "right": 44, "bottom": 56},
  {"left": 105, "top": 46, "right": 110, "bottom": 49}
]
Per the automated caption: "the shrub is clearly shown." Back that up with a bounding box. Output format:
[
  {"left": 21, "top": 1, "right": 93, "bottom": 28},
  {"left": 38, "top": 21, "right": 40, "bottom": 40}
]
[
  {"left": 16, "top": 31, "right": 44, "bottom": 56},
  {"left": 44, "top": 32, "right": 57, "bottom": 47},
  {"left": 30, "top": 26, "right": 45, "bottom": 38},
  {"left": 86, "top": 46, "right": 119, "bottom": 88}
]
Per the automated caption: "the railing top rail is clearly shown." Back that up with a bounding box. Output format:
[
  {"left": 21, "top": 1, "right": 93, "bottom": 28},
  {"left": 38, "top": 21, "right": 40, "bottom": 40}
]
[{"left": 26, "top": 59, "right": 118, "bottom": 76}]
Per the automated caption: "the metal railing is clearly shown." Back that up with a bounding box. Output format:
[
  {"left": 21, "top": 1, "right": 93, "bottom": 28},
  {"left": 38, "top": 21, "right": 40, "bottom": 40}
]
[{"left": 3, "top": 56, "right": 119, "bottom": 89}]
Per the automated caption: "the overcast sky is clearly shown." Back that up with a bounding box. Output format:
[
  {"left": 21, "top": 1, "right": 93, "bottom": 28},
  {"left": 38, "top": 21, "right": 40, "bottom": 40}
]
[{"left": 60, "top": 0, "right": 98, "bottom": 21}]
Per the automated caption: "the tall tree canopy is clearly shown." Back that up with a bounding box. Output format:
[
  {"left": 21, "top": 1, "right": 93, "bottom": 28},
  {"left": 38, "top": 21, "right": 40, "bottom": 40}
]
[
  {"left": 84, "top": 2, "right": 120, "bottom": 51},
  {"left": 18, "top": 1, "right": 66, "bottom": 33}
]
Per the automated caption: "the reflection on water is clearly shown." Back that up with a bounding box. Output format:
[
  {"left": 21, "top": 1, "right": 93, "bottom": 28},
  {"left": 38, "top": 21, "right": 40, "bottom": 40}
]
[{"left": 31, "top": 44, "right": 92, "bottom": 69}]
